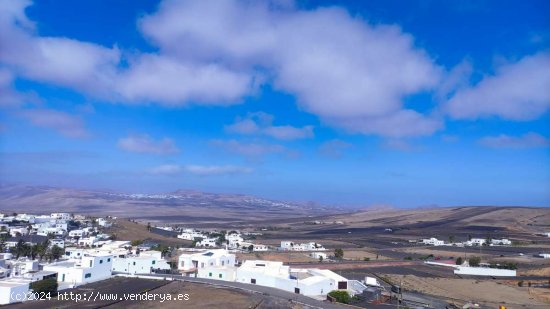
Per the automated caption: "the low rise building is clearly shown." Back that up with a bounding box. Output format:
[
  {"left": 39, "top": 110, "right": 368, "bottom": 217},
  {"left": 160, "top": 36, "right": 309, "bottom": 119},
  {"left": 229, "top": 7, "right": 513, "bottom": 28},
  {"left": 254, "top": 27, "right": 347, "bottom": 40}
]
[
  {"left": 43, "top": 253, "right": 113, "bottom": 288},
  {"left": 112, "top": 251, "right": 170, "bottom": 274},
  {"left": 178, "top": 249, "right": 235, "bottom": 272}
]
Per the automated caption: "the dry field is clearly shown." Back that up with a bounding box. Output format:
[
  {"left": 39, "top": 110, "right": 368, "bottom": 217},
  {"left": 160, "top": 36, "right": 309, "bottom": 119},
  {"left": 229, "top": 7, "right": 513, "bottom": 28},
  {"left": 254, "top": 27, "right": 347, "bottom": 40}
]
[
  {"left": 395, "top": 247, "right": 490, "bottom": 258},
  {"left": 339, "top": 249, "right": 391, "bottom": 261},
  {"left": 520, "top": 266, "right": 550, "bottom": 276},
  {"left": 384, "top": 275, "right": 549, "bottom": 308},
  {"left": 237, "top": 251, "right": 318, "bottom": 263},
  {"left": 107, "top": 219, "right": 192, "bottom": 246}
]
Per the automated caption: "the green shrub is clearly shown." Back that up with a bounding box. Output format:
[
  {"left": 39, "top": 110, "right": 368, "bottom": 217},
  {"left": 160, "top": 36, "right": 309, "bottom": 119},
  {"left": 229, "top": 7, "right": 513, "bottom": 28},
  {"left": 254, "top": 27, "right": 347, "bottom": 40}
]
[
  {"left": 328, "top": 290, "right": 351, "bottom": 304},
  {"left": 30, "top": 278, "right": 58, "bottom": 294}
]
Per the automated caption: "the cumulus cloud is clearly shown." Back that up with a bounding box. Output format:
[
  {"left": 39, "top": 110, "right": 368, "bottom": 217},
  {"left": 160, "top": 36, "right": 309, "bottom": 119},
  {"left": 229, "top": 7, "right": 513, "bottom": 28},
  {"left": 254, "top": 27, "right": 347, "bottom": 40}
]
[
  {"left": 478, "top": 132, "right": 550, "bottom": 149},
  {"left": 446, "top": 52, "right": 550, "bottom": 120},
  {"left": 18, "top": 108, "right": 89, "bottom": 138},
  {"left": 148, "top": 164, "right": 252, "bottom": 176},
  {"left": 117, "top": 134, "right": 180, "bottom": 154},
  {"left": 138, "top": 0, "right": 442, "bottom": 137},
  {"left": 114, "top": 54, "right": 254, "bottom": 105},
  {"left": 210, "top": 139, "right": 287, "bottom": 157},
  {"left": 226, "top": 112, "right": 314, "bottom": 140},
  {"left": 0, "top": 0, "right": 120, "bottom": 96},
  {"left": 0, "top": 0, "right": 444, "bottom": 137}
]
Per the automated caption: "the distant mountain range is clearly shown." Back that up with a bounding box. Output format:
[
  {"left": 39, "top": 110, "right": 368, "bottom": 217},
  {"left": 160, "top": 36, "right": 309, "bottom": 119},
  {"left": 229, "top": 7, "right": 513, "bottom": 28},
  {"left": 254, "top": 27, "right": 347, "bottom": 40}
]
[{"left": 0, "top": 184, "right": 343, "bottom": 222}]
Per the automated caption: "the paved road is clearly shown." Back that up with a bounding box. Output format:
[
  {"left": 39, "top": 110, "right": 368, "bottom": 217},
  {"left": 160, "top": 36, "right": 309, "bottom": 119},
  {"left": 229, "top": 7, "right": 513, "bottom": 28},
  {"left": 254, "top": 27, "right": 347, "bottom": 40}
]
[{"left": 133, "top": 273, "right": 348, "bottom": 309}]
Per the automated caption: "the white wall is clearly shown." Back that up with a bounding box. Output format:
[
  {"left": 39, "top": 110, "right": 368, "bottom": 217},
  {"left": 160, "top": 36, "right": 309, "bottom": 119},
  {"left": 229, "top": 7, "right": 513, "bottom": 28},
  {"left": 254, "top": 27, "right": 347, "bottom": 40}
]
[
  {"left": 0, "top": 282, "right": 30, "bottom": 305},
  {"left": 454, "top": 266, "right": 516, "bottom": 277}
]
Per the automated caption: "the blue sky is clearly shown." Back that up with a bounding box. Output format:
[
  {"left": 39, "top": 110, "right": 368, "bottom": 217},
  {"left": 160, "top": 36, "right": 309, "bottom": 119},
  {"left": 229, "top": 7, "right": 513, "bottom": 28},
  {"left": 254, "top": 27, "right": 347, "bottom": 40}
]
[{"left": 0, "top": 0, "right": 549, "bottom": 207}]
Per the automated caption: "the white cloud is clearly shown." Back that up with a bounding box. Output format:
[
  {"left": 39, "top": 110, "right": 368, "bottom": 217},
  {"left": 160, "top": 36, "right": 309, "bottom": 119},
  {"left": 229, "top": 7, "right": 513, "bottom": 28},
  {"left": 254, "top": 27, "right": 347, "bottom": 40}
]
[
  {"left": 210, "top": 139, "right": 287, "bottom": 157},
  {"left": 478, "top": 132, "right": 550, "bottom": 149},
  {"left": 138, "top": 0, "right": 443, "bottom": 137},
  {"left": 185, "top": 164, "right": 252, "bottom": 176},
  {"left": 18, "top": 108, "right": 89, "bottom": 138},
  {"left": 118, "top": 134, "right": 179, "bottom": 155},
  {"left": 0, "top": 0, "right": 445, "bottom": 138},
  {"left": 115, "top": 54, "right": 254, "bottom": 105},
  {"left": 0, "top": 1, "right": 120, "bottom": 96},
  {"left": 446, "top": 52, "right": 550, "bottom": 120},
  {"left": 226, "top": 112, "right": 314, "bottom": 140},
  {"left": 148, "top": 164, "right": 252, "bottom": 176}
]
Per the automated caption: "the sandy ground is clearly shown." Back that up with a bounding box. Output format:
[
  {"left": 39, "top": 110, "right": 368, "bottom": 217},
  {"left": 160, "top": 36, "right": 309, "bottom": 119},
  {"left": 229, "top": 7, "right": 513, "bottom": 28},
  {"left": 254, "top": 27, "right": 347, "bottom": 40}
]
[
  {"left": 520, "top": 266, "right": 550, "bottom": 276},
  {"left": 340, "top": 250, "right": 391, "bottom": 261},
  {"left": 238, "top": 251, "right": 318, "bottom": 263},
  {"left": 384, "top": 275, "right": 549, "bottom": 308},
  {"left": 109, "top": 281, "right": 307, "bottom": 309},
  {"left": 396, "top": 247, "right": 490, "bottom": 258}
]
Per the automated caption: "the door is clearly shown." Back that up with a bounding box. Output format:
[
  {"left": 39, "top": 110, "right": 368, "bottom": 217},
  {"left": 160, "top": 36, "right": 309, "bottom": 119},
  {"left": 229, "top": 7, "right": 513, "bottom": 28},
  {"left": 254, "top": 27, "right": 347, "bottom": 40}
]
[
  {"left": 251, "top": 278, "right": 256, "bottom": 284},
  {"left": 294, "top": 288, "right": 300, "bottom": 294}
]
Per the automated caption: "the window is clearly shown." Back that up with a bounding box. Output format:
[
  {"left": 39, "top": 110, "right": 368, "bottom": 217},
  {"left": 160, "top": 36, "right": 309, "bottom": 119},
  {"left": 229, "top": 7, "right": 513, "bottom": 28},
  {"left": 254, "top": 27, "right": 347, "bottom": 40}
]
[
  {"left": 209, "top": 272, "right": 212, "bottom": 277},
  {"left": 85, "top": 273, "right": 92, "bottom": 278},
  {"left": 107, "top": 258, "right": 111, "bottom": 262},
  {"left": 89, "top": 260, "right": 92, "bottom": 267},
  {"left": 222, "top": 261, "right": 225, "bottom": 266},
  {"left": 100, "top": 260, "right": 103, "bottom": 264},
  {"left": 152, "top": 260, "right": 156, "bottom": 265},
  {"left": 133, "top": 262, "right": 136, "bottom": 266},
  {"left": 251, "top": 279, "right": 256, "bottom": 284},
  {"left": 219, "top": 274, "right": 222, "bottom": 278}
]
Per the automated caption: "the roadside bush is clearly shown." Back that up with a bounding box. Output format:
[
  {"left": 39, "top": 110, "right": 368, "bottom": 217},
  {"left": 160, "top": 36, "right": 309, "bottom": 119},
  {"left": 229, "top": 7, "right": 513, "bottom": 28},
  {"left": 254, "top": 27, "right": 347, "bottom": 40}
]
[
  {"left": 404, "top": 256, "right": 413, "bottom": 260},
  {"left": 517, "top": 280, "right": 524, "bottom": 287},
  {"left": 363, "top": 257, "right": 370, "bottom": 261},
  {"left": 468, "top": 256, "right": 481, "bottom": 267},
  {"left": 328, "top": 290, "right": 351, "bottom": 304},
  {"left": 30, "top": 278, "right": 58, "bottom": 294},
  {"left": 455, "top": 257, "right": 463, "bottom": 265}
]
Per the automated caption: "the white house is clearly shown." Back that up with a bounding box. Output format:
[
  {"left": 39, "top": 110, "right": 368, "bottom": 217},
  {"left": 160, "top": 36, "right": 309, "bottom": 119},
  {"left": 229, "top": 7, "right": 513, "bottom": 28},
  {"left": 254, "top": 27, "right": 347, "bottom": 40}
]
[
  {"left": 178, "top": 249, "right": 235, "bottom": 272},
  {"left": 466, "top": 238, "right": 487, "bottom": 246},
  {"left": 310, "top": 252, "right": 328, "bottom": 260},
  {"left": 421, "top": 238, "right": 445, "bottom": 246},
  {"left": 9, "top": 227, "right": 29, "bottom": 237},
  {"left": 490, "top": 239, "right": 512, "bottom": 246},
  {"left": 538, "top": 253, "right": 550, "bottom": 259},
  {"left": 252, "top": 244, "right": 269, "bottom": 252},
  {"left": 68, "top": 230, "right": 85, "bottom": 238},
  {"left": 235, "top": 260, "right": 348, "bottom": 297},
  {"left": 77, "top": 237, "right": 98, "bottom": 247},
  {"left": 0, "top": 279, "right": 32, "bottom": 305},
  {"left": 50, "top": 239, "right": 65, "bottom": 249},
  {"left": 112, "top": 251, "right": 170, "bottom": 274},
  {"left": 280, "top": 241, "right": 326, "bottom": 251},
  {"left": 51, "top": 213, "right": 71, "bottom": 220},
  {"left": 177, "top": 230, "right": 206, "bottom": 241},
  {"left": 196, "top": 238, "right": 218, "bottom": 248},
  {"left": 97, "top": 218, "right": 111, "bottom": 228},
  {"left": 43, "top": 253, "right": 113, "bottom": 287}
]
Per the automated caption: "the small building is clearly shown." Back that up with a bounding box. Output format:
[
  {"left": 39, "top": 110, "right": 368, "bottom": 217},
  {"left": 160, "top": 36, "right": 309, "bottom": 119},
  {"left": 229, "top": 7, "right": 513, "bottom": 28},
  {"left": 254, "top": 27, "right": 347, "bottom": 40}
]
[
  {"left": 43, "top": 253, "right": 113, "bottom": 287},
  {"left": 112, "top": 251, "right": 170, "bottom": 274},
  {"left": 537, "top": 253, "right": 550, "bottom": 259},
  {"left": 0, "top": 279, "right": 31, "bottom": 305},
  {"left": 421, "top": 238, "right": 444, "bottom": 246},
  {"left": 309, "top": 252, "right": 328, "bottom": 260},
  {"left": 51, "top": 213, "right": 71, "bottom": 220},
  {"left": 178, "top": 249, "right": 235, "bottom": 272}
]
